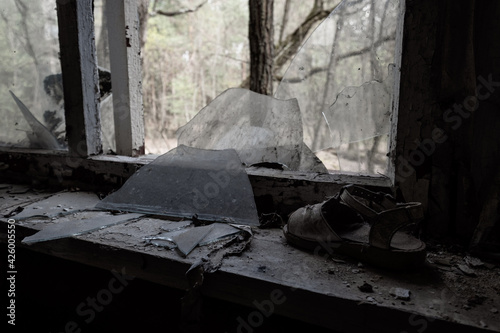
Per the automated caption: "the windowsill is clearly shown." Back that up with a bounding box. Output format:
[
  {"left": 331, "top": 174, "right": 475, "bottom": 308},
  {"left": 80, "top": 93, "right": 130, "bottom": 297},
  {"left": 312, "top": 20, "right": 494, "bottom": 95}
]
[
  {"left": 1, "top": 185, "right": 498, "bottom": 332},
  {"left": 0, "top": 147, "right": 393, "bottom": 186}
]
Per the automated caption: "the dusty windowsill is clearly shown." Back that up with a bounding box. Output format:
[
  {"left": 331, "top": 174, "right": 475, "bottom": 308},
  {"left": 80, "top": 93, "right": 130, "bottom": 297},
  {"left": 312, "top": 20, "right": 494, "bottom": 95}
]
[{"left": 1, "top": 185, "right": 497, "bottom": 332}]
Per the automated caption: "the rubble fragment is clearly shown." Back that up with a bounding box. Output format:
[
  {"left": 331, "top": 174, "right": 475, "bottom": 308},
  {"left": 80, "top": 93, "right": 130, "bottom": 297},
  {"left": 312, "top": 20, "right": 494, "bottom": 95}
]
[
  {"left": 457, "top": 264, "right": 476, "bottom": 277},
  {"left": 358, "top": 282, "right": 373, "bottom": 293},
  {"left": 389, "top": 287, "right": 411, "bottom": 301},
  {"left": 464, "top": 256, "right": 484, "bottom": 268}
]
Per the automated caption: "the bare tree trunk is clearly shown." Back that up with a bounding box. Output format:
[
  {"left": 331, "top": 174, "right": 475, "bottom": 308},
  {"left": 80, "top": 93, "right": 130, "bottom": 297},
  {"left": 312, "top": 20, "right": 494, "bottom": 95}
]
[
  {"left": 278, "top": 0, "right": 291, "bottom": 44},
  {"left": 249, "top": 0, "right": 274, "bottom": 95},
  {"left": 138, "top": 0, "right": 150, "bottom": 51},
  {"left": 97, "top": 0, "right": 110, "bottom": 69}
]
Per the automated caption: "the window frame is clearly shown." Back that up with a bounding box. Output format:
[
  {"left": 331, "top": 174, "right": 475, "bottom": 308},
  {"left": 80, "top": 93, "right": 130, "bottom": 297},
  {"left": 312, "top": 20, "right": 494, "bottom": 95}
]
[{"left": 0, "top": 0, "right": 405, "bottom": 213}]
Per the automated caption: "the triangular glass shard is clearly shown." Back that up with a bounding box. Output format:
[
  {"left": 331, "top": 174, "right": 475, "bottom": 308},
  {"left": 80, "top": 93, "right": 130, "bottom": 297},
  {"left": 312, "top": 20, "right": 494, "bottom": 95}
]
[
  {"left": 22, "top": 212, "right": 143, "bottom": 244},
  {"left": 198, "top": 223, "right": 241, "bottom": 246},
  {"left": 96, "top": 145, "right": 260, "bottom": 226},
  {"left": 173, "top": 224, "right": 214, "bottom": 256}
]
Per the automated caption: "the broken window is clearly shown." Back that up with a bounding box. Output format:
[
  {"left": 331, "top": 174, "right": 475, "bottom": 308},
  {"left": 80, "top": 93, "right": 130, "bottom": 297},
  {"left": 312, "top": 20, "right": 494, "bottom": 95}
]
[
  {"left": 276, "top": 0, "right": 401, "bottom": 175},
  {"left": 0, "top": 0, "right": 404, "bottom": 195},
  {"left": 0, "top": 0, "right": 66, "bottom": 150},
  {"left": 153, "top": 0, "right": 401, "bottom": 176}
]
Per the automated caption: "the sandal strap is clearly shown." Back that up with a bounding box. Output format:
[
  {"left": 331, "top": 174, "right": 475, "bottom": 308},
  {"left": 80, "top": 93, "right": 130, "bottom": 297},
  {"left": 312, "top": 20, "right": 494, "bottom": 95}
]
[
  {"left": 339, "top": 185, "right": 398, "bottom": 218},
  {"left": 340, "top": 185, "right": 424, "bottom": 250},
  {"left": 369, "top": 203, "right": 423, "bottom": 249}
]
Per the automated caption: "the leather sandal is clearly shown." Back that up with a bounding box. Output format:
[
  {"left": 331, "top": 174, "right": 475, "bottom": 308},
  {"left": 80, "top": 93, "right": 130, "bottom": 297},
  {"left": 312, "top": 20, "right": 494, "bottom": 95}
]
[{"left": 283, "top": 185, "right": 426, "bottom": 270}]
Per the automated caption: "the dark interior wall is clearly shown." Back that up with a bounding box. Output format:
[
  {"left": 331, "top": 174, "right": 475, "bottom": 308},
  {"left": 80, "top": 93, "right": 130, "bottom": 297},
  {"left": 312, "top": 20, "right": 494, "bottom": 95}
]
[
  {"left": 16, "top": 248, "right": 334, "bottom": 333},
  {"left": 396, "top": 0, "right": 500, "bottom": 252}
]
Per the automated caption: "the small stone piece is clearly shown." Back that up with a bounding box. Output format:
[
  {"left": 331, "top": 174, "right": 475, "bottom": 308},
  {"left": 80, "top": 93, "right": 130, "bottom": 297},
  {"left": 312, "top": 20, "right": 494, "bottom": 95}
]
[
  {"left": 468, "top": 295, "right": 487, "bottom": 306},
  {"left": 352, "top": 269, "right": 361, "bottom": 274},
  {"left": 357, "top": 262, "right": 364, "bottom": 268},
  {"left": 490, "top": 308, "right": 498, "bottom": 314},
  {"left": 433, "top": 258, "right": 453, "bottom": 266},
  {"left": 484, "top": 263, "right": 496, "bottom": 270},
  {"left": 480, "top": 320, "right": 488, "bottom": 328},
  {"left": 464, "top": 256, "right": 484, "bottom": 268},
  {"left": 390, "top": 287, "right": 411, "bottom": 301},
  {"left": 457, "top": 264, "right": 476, "bottom": 276},
  {"left": 358, "top": 282, "right": 373, "bottom": 293}
]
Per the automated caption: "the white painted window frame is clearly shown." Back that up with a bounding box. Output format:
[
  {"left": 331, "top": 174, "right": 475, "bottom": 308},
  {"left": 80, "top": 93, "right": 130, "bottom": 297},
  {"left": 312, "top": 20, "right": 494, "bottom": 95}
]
[{"left": 56, "top": 0, "right": 144, "bottom": 157}]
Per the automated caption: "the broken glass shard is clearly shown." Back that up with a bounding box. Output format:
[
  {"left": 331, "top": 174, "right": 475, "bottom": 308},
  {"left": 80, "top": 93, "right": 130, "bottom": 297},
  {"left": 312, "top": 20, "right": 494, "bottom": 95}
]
[
  {"left": 9, "top": 91, "right": 63, "bottom": 150},
  {"left": 275, "top": 0, "right": 401, "bottom": 174},
  {"left": 172, "top": 224, "right": 214, "bottom": 256},
  {"left": 22, "top": 212, "right": 143, "bottom": 244},
  {"left": 177, "top": 88, "right": 327, "bottom": 173},
  {"left": 146, "top": 223, "right": 245, "bottom": 256},
  {"left": 96, "top": 145, "right": 260, "bottom": 226},
  {"left": 12, "top": 191, "right": 100, "bottom": 220}
]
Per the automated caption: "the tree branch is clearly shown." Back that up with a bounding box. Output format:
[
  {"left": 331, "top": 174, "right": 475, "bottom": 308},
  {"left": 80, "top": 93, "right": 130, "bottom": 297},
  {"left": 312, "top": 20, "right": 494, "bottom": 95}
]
[
  {"left": 153, "top": 0, "right": 208, "bottom": 17},
  {"left": 273, "top": 3, "right": 339, "bottom": 76},
  {"left": 275, "top": 35, "right": 395, "bottom": 83}
]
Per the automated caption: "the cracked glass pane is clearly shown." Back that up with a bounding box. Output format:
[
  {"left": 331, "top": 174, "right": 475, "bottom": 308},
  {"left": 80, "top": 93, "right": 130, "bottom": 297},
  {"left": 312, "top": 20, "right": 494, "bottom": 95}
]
[
  {"left": 275, "top": 0, "right": 401, "bottom": 174},
  {"left": 96, "top": 145, "right": 260, "bottom": 226},
  {"left": 177, "top": 88, "right": 327, "bottom": 173}
]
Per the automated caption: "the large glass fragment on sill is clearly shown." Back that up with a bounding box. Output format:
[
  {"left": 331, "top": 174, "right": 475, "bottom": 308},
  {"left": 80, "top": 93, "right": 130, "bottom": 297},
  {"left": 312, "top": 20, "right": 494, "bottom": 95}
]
[
  {"left": 96, "top": 145, "right": 259, "bottom": 226},
  {"left": 177, "top": 88, "right": 327, "bottom": 173},
  {"left": 275, "top": 0, "right": 400, "bottom": 174},
  {"left": 22, "top": 212, "right": 143, "bottom": 244}
]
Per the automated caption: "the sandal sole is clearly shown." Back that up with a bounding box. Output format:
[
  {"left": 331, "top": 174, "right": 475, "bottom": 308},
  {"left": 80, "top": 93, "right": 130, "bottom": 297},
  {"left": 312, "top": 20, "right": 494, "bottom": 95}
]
[{"left": 283, "top": 225, "right": 426, "bottom": 270}]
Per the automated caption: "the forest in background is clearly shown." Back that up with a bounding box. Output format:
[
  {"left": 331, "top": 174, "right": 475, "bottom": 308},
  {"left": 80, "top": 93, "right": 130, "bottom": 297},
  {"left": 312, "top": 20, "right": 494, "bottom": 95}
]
[{"left": 138, "top": 0, "right": 341, "bottom": 154}]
